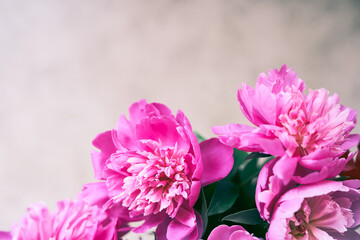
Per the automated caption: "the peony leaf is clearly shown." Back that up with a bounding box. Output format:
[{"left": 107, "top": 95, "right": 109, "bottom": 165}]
[
  {"left": 244, "top": 152, "right": 272, "bottom": 161},
  {"left": 228, "top": 149, "right": 248, "bottom": 180},
  {"left": 331, "top": 176, "right": 349, "bottom": 181},
  {"left": 193, "top": 131, "right": 206, "bottom": 143},
  {"left": 207, "top": 180, "right": 239, "bottom": 216},
  {"left": 222, "top": 208, "right": 263, "bottom": 225},
  {"left": 200, "top": 187, "right": 208, "bottom": 236}
]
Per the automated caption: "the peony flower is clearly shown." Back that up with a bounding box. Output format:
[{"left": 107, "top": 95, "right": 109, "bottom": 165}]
[
  {"left": 82, "top": 99, "right": 234, "bottom": 240},
  {"left": 0, "top": 198, "right": 130, "bottom": 240},
  {"left": 213, "top": 66, "right": 359, "bottom": 221},
  {"left": 213, "top": 65, "right": 359, "bottom": 175},
  {"left": 267, "top": 180, "right": 360, "bottom": 240},
  {"left": 208, "top": 225, "right": 260, "bottom": 240},
  {"left": 256, "top": 152, "right": 355, "bottom": 221}
]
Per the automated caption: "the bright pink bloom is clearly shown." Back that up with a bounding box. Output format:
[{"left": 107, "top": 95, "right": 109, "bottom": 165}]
[
  {"left": 267, "top": 180, "right": 360, "bottom": 240},
  {"left": 0, "top": 198, "right": 130, "bottom": 240},
  {"left": 82, "top": 100, "right": 233, "bottom": 240},
  {"left": 256, "top": 152, "right": 355, "bottom": 221},
  {"left": 208, "top": 225, "right": 260, "bottom": 240},
  {"left": 213, "top": 65, "right": 359, "bottom": 173}
]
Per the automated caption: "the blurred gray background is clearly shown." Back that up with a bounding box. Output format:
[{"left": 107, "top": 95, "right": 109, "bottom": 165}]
[{"left": 0, "top": 0, "right": 359, "bottom": 238}]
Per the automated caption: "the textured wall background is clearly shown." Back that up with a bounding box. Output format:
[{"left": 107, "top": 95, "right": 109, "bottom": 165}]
[{"left": 1, "top": 0, "right": 359, "bottom": 238}]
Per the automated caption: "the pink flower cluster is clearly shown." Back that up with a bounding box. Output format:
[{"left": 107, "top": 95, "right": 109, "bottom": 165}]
[
  {"left": 213, "top": 65, "right": 360, "bottom": 239},
  {"left": 1, "top": 65, "right": 359, "bottom": 240},
  {"left": 0, "top": 197, "right": 130, "bottom": 240}
]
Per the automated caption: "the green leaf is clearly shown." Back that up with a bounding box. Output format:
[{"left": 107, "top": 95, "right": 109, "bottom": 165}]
[
  {"left": 193, "top": 131, "right": 206, "bottom": 143},
  {"left": 331, "top": 176, "right": 349, "bottom": 181},
  {"left": 207, "top": 180, "right": 239, "bottom": 216},
  {"left": 239, "top": 157, "right": 258, "bottom": 183},
  {"left": 200, "top": 187, "right": 208, "bottom": 235},
  {"left": 238, "top": 156, "right": 272, "bottom": 188},
  {"left": 244, "top": 152, "right": 272, "bottom": 161},
  {"left": 228, "top": 149, "right": 248, "bottom": 180},
  {"left": 153, "top": 232, "right": 157, "bottom": 240},
  {"left": 222, "top": 208, "right": 264, "bottom": 225}
]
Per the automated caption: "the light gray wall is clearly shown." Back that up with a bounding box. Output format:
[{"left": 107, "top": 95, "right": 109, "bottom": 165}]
[{"left": 1, "top": 0, "right": 359, "bottom": 238}]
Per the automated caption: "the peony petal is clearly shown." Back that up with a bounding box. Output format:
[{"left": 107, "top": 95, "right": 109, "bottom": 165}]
[
  {"left": 230, "top": 230, "right": 259, "bottom": 240},
  {"left": 174, "top": 204, "right": 196, "bottom": 228},
  {"left": 212, "top": 124, "right": 265, "bottom": 152},
  {"left": 114, "top": 114, "right": 138, "bottom": 150},
  {"left": 166, "top": 218, "right": 195, "bottom": 240},
  {"left": 133, "top": 212, "right": 167, "bottom": 234},
  {"left": 0, "top": 231, "right": 11, "bottom": 240},
  {"left": 329, "top": 229, "right": 360, "bottom": 240},
  {"left": 188, "top": 180, "right": 201, "bottom": 208},
  {"left": 155, "top": 217, "right": 171, "bottom": 240},
  {"left": 91, "top": 131, "right": 117, "bottom": 180},
  {"left": 208, "top": 225, "right": 246, "bottom": 240},
  {"left": 81, "top": 182, "right": 109, "bottom": 207},
  {"left": 255, "top": 156, "right": 297, "bottom": 221},
  {"left": 340, "top": 134, "right": 360, "bottom": 151},
  {"left": 200, "top": 138, "right": 233, "bottom": 186},
  {"left": 186, "top": 210, "right": 203, "bottom": 240},
  {"left": 136, "top": 116, "right": 186, "bottom": 150}
]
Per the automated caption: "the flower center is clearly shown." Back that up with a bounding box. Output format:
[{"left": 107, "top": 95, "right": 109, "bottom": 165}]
[
  {"left": 118, "top": 141, "right": 192, "bottom": 217},
  {"left": 278, "top": 89, "right": 352, "bottom": 157},
  {"left": 279, "top": 94, "right": 311, "bottom": 157},
  {"left": 289, "top": 209, "right": 308, "bottom": 238},
  {"left": 288, "top": 195, "right": 354, "bottom": 239}
]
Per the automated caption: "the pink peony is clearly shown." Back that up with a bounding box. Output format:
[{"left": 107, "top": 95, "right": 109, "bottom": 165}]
[
  {"left": 267, "top": 180, "right": 360, "bottom": 240},
  {"left": 213, "top": 65, "right": 359, "bottom": 176},
  {"left": 208, "top": 225, "right": 260, "bottom": 240},
  {"left": 0, "top": 198, "right": 130, "bottom": 240},
  {"left": 255, "top": 152, "right": 355, "bottom": 221},
  {"left": 213, "top": 65, "right": 359, "bottom": 221},
  {"left": 82, "top": 100, "right": 234, "bottom": 240}
]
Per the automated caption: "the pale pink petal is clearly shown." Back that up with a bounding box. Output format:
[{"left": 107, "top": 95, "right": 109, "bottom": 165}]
[
  {"left": 212, "top": 124, "right": 265, "bottom": 152},
  {"left": 229, "top": 230, "right": 260, "bottom": 240},
  {"left": 208, "top": 225, "right": 245, "bottom": 240},
  {"left": 208, "top": 225, "right": 259, "bottom": 240}
]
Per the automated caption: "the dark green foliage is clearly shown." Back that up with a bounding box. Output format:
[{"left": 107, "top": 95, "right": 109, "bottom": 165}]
[
  {"left": 222, "top": 208, "right": 263, "bottom": 225},
  {"left": 207, "top": 180, "right": 239, "bottom": 216},
  {"left": 193, "top": 147, "right": 271, "bottom": 239}
]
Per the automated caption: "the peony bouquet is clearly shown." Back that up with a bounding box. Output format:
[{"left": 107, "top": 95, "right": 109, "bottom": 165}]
[{"left": 1, "top": 65, "right": 360, "bottom": 240}]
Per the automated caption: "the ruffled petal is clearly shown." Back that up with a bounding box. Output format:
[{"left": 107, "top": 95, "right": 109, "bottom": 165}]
[
  {"left": 81, "top": 182, "right": 109, "bottom": 207},
  {"left": 91, "top": 131, "right": 117, "bottom": 180}
]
